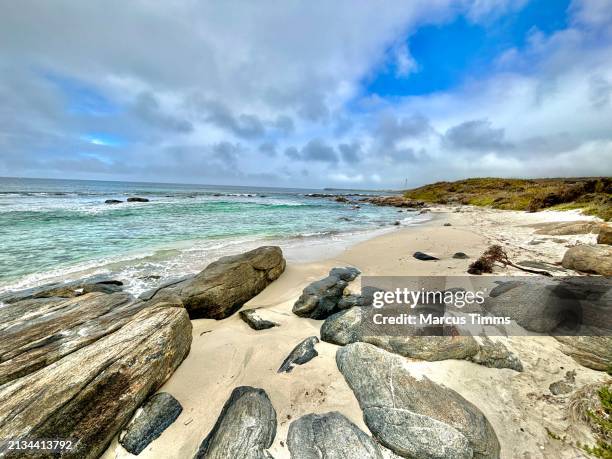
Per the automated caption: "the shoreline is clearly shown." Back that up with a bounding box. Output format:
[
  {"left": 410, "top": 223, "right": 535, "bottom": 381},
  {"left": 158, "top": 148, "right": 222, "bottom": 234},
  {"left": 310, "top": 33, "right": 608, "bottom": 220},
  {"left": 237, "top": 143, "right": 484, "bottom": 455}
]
[{"left": 99, "top": 205, "right": 607, "bottom": 459}]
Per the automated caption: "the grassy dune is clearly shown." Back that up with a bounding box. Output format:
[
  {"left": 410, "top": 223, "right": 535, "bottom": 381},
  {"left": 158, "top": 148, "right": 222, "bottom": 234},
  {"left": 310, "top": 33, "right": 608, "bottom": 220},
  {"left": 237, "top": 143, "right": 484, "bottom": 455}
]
[{"left": 404, "top": 177, "right": 612, "bottom": 221}]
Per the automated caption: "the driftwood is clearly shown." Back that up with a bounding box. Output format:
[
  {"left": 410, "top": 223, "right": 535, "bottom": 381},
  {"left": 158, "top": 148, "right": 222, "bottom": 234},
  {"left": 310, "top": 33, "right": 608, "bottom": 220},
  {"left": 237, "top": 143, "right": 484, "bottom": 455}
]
[{"left": 468, "top": 245, "right": 552, "bottom": 277}]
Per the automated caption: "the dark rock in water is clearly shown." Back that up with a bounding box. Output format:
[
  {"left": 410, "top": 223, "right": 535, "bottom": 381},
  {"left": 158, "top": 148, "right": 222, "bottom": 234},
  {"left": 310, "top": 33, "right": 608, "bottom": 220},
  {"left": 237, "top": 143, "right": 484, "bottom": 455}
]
[
  {"left": 413, "top": 251, "right": 439, "bottom": 261},
  {"left": 0, "top": 275, "right": 124, "bottom": 304},
  {"left": 288, "top": 411, "right": 383, "bottom": 459},
  {"left": 335, "top": 196, "right": 349, "bottom": 203},
  {"left": 336, "top": 343, "right": 500, "bottom": 459},
  {"left": 443, "top": 223, "right": 452, "bottom": 226},
  {"left": 453, "top": 252, "right": 469, "bottom": 259},
  {"left": 293, "top": 267, "right": 360, "bottom": 319},
  {"left": 150, "top": 246, "right": 286, "bottom": 319},
  {"left": 194, "top": 386, "right": 276, "bottom": 459},
  {"left": 105, "top": 199, "right": 123, "bottom": 204},
  {"left": 393, "top": 220, "right": 400, "bottom": 226},
  {"left": 554, "top": 336, "right": 612, "bottom": 371},
  {"left": 278, "top": 336, "right": 319, "bottom": 373},
  {"left": 239, "top": 309, "right": 278, "bottom": 330},
  {"left": 0, "top": 306, "right": 192, "bottom": 459},
  {"left": 127, "top": 197, "right": 150, "bottom": 202},
  {"left": 469, "top": 337, "right": 523, "bottom": 372},
  {"left": 329, "top": 266, "right": 360, "bottom": 282},
  {"left": 120, "top": 392, "right": 183, "bottom": 455}
]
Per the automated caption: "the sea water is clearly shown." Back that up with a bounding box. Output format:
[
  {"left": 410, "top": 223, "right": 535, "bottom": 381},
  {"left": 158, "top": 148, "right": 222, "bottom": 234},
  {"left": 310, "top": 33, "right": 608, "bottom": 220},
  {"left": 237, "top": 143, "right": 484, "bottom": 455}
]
[{"left": 0, "top": 177, "right": 427, "bottom": 295}]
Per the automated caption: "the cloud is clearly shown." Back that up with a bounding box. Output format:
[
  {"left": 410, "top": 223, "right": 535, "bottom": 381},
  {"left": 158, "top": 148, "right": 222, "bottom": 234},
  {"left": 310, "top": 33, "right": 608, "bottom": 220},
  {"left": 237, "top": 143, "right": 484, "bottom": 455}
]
[
  {"left": 338, "top": 142, "right": 362, "bottom": 163},
  {"left": 442, "top": 119, "right": 513, "bottom": 152},
  {"left": 301, "top": 139, "right": 338, "bottom": 163}
]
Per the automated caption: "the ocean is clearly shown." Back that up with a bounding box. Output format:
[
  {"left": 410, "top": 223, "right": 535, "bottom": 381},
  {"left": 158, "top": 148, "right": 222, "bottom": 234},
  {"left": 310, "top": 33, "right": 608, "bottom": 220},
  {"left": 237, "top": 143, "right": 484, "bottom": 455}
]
[{"left": 0, "top": 177, "right": 427, "bottom": 295}]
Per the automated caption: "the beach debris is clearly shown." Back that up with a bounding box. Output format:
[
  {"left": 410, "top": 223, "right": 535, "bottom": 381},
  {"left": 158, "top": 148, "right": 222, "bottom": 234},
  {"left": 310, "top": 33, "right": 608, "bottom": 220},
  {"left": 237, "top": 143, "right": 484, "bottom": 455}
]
[
  {"left": 127, "top": 197, "right": 150, "bottom": 202},
  {"left": 293, "top": 267, "right": 360, "bottom": 319},
  {"left": 561, "top": 244, "right": 612, "bottom": 276},
  {"left": 288, "top": 411, "right": 384, "bottom": 459},
  {"left": 239, "top": 309, "right": 278, "bottom": 330},
  {"left": 119, "top": 393, "right": 183, "bottom": 455},
  {"left": 413, "top": 251, "right": 439, "bottom": 261},
  {"left": 278, "top": 336, "right": 319, "bottom": 373},
  {"left": 194, "top": 386, "right": 277, "bottom": 459},
  {"left": 336, "top": 343, "right": 501, "bottom": 459},
  {"left": 468, "top": 245, "right": 552, "bottom": 276}
]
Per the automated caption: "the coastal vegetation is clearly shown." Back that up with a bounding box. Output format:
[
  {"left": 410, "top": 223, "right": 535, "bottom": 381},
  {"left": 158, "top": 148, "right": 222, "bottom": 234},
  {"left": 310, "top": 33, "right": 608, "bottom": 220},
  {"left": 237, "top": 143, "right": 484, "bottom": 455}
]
[{"left": 403, "top": 177, "right": 612, "bottom": 220}]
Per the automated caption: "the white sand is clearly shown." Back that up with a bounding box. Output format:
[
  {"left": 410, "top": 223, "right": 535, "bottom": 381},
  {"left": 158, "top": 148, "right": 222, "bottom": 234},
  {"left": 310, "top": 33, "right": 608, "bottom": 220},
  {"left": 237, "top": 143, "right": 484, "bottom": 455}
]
[{"left": 102, "top": 207, "right": 608, "bottom": 459}]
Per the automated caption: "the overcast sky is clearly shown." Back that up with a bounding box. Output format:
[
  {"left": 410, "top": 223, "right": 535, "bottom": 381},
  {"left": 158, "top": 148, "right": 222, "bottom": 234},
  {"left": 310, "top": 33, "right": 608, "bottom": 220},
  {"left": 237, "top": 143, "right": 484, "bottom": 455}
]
[{"left": 1, "top": 0, "right": 611, "bottom": 189}]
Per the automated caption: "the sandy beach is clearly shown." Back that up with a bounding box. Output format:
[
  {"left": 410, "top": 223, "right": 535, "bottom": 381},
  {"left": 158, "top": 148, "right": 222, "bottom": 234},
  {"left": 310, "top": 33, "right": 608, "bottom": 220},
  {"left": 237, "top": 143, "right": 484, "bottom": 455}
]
[{"left": 99, "top": 206, "right": 607, "bottom": 459}]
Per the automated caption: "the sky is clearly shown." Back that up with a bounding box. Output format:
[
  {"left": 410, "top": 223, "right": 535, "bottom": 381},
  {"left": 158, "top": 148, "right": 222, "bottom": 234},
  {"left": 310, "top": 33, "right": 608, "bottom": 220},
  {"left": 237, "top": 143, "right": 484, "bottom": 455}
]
[{"left": 0, "top": 0, "right": 611, "bottom": 189}]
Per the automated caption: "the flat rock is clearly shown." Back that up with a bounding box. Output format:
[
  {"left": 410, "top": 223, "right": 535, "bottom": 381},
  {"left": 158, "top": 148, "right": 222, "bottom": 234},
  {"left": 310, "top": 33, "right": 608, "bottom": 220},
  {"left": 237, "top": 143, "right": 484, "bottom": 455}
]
[
  {"left": 533, "top": 221, "right": 603, "bottom": 235},
  {"left": 194, "top": 386, "right": 276, "bottom": 459},
  {"left": 413, "top": 251, "right": 439, "bottom": 261},
  {"left": 554, "top": 336, "right": 612, "bottom": 371},
  {"left": 321, "top": 307, "right": 480, "bottom": 362},
  {"left": 127, "top": 197, "right": 150, "bottom": 202},
  {"left": 119, "top": 392, "right": 183, "bottom": 455},
  {"left": 293, "top": 267, "right": 360, "bottom": 319},
  {"left": 153, "top": 246, "right": 286, "bottom": 319},
  {"left": 598, "top": 225, "right": 612, "bottom": 245},
  {"left": 336, "top": 343, "right": 500, "bottom": 459},
  {"left": 278, "top": 336, "right": 319, "bottom": 373},
  {"left": 0, "top": 292, "right": 149, "bottom": 385},
  {"left": 287, "top": 411, "right": 383, "bottom": 459},
  {"left": 561, "top": 244, "right": 612, "bottom": 276},
  {"left": 0, "top": 275, "right": 124, "bottom": 304},
  {"left": 239, "top": 309, "right": 278, "bottom": 330},
  {"left": 0, "top": 306, "right": 192, "bottom": 459}
]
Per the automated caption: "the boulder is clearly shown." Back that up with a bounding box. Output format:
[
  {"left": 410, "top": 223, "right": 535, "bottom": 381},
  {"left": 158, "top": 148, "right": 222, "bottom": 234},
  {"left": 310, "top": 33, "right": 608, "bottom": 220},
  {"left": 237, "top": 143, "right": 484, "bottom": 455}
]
[
  {"left": 127, "top": 197, "right": 150, "bottom": 202},
  {"left": 561, "top": 244, "right": 612, "bottom": 276},
  {"left": 453, "top": 252, "right": 469, "bottom": 259},
  {"left": 0, "top": 306, "right": 192, "bottom": 459},
  {"left": 533, "top": 221, "right": 602, "bottom": 235},
  {"left": 287, "top": 411, "right": 383, "bottom": 459},
  {"left": 0, "top": 275, "right": 124, "bottom": 304},
  {"left": 598, "top": 225, "right": 612, "bottom": 245},
  {"left": 292, "top": 267, "right": 360, "bottom": 319},
  {"left": 413, "top": 251, "right": 439, "bottom": 261},
  {"left": 278, "top": 336, "right": 319, "bottom": 373},
  {"left": 0, "top": 292, "right": 149, "bottom": 385},
  {"left": 105, "top": 199, "right": 123, "bottom": 204},
  {"left": 119, "top": 392, "right": 183, "bottom": 455},
  {"left": 194, "top": 386, "right": 276, "bottom": 459},
  {"left": 468, "top": 337, "right": 523, "bottom": 372},
  {"left": 321, "top": 307, "right": 480, "bottom": 362},
  {"left": 152, "top": 246, "right": 286, "bottom": 319},
  {"left": 239, "top": 309, "right": 278, "bottom": 330},
  {"left": 336, "top": 343, "right": 500, "bottom": 459},
  {"left": 554, "top": 336, "right": 612, "bottom": 371}
]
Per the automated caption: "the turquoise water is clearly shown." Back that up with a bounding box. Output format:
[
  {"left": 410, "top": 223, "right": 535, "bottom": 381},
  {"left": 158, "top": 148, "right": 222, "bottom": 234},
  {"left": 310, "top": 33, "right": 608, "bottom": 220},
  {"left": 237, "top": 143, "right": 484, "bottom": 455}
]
[{"left": 0, "top": 177, "right": 423, "bottom": 294}]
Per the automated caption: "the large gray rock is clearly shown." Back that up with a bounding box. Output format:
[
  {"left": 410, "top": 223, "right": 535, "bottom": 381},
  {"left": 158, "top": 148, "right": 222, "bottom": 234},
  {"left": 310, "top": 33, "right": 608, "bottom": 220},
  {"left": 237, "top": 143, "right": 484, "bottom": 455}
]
[
  {"left": 321, "top": 307, "right": 480, "bottom": 362},
  {"left": 152, "top": 246, "right": 286, "bottom": 319},
  {"left": 194, "top": 386, "right": 276, "bottom": 459},
  {"left": 119, "top": 392, "right": 183, "bottom": 455},
  {"left": 0, "top": 306, "right": 192, "bottom": 459},
  {"left": 561, "top": 244, "right": 612, "bottom": 276},
  {"left": 554, "top": 336, "right": 612, "bottom": 371},
  {"left": 0, "top": 292, "right": 149, "bottom": 385},
  {"left": 278, "top": 336, "right": 319, "bottom": 373},
  {"left": 336, "top": 343, "right": 500, "bottom": 459},
  {"left": 292, "top": 267, "right": 360, "bottom": 320},
  {"left": 468, "top": 337, "right": 523, "bottom": 372},
  {"left": 0, "top": 275, "right": 123, "bottom": 304},
  {"left": 287, "top": 411, "right": 383, "bottom": 459}
]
